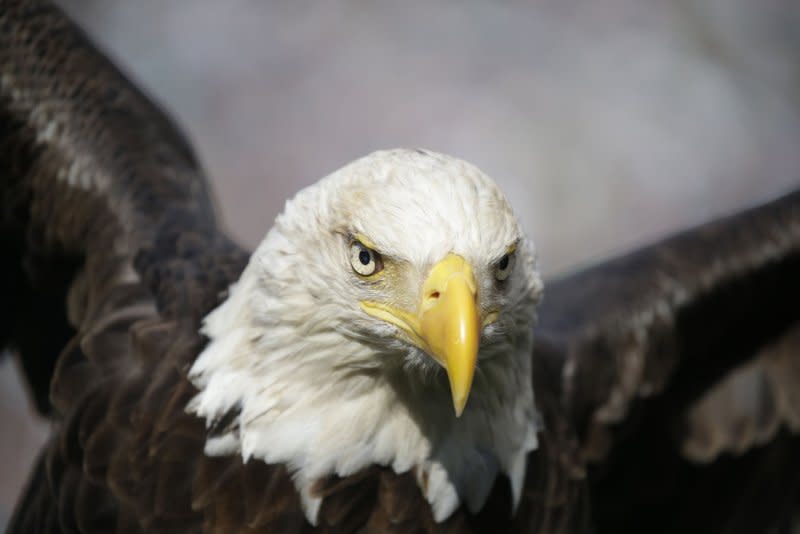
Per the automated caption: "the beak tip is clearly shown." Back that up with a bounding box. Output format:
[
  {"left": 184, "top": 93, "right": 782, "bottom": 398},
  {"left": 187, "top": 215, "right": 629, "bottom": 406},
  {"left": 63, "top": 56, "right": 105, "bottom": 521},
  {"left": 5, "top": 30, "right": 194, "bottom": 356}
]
[{"left": 452, "top": 396, "right": 467, "bottom": 418}]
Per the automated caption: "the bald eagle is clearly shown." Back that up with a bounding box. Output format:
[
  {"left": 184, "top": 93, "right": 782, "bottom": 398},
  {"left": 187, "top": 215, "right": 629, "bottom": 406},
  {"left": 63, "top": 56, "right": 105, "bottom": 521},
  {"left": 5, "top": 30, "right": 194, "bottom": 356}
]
[{"left": 3, "top": 1, "right": 800, "bottom": 533}]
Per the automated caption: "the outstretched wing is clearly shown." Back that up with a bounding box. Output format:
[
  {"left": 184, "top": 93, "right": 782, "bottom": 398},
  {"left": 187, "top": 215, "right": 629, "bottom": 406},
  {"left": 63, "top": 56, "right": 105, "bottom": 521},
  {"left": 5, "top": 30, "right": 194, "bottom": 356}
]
[
  {"left": 535, "top": 189, "right": 800, "bottom": 532},
  {"left": 1, "top": 0, "right": 253, "bottom": 531},
  {"left": 0, "top": 0, "right": 247, "bottom": 412}
]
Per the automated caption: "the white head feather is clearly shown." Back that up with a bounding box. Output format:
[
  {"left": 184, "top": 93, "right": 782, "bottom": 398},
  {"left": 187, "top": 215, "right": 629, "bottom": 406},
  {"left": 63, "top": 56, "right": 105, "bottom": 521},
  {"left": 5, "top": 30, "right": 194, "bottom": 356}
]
[{"left": 188, "top": 148, "right": 543, "bottom": 523}]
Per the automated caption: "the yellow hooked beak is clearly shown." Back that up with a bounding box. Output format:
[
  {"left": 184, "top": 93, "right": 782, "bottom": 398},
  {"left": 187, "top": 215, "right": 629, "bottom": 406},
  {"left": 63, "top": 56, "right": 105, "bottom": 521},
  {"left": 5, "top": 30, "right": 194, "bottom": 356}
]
[{"left": 360, "top": 254, "right": 480, "bottom": 417}]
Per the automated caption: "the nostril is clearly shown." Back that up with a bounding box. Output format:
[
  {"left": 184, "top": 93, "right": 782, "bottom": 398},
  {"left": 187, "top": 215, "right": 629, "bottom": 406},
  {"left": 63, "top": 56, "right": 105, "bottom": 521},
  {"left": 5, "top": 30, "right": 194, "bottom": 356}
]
[{"left": 429, "top": 291, "right": 440, "bottom": 300}]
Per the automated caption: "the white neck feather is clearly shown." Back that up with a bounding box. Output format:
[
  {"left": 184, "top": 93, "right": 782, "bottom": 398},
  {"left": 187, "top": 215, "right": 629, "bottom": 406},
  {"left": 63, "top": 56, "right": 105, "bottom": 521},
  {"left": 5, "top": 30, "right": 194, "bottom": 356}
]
[
  {"left": 187, "top": 149, "right": 542, "bottom": 524},
  {"left": 188, "top": 244, "right": 539, "bottom": 523}
]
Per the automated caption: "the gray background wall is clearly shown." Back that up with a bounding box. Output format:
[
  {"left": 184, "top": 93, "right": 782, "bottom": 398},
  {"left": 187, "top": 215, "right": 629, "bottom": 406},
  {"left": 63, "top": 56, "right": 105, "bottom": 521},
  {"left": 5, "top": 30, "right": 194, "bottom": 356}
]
[{"left": 2, "top": 0, "right": 799, "bottom": 526}]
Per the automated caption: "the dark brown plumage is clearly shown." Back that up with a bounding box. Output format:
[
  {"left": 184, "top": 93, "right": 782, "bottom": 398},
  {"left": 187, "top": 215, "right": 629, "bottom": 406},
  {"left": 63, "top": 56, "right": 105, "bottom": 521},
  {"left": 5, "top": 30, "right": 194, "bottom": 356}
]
[
  {"left": 2, "top": 0, "right": 799, "bottom": 532},
  {"left": 536, "top": 191, "right": 800, "bottom": 532}
]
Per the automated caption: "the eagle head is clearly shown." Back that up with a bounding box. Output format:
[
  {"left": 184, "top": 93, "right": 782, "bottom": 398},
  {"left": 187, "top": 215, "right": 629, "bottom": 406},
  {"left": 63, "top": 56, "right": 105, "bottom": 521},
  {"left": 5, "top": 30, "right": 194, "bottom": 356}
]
[{"left": 188, "top": 148, "right": 543, "bottom": 523}]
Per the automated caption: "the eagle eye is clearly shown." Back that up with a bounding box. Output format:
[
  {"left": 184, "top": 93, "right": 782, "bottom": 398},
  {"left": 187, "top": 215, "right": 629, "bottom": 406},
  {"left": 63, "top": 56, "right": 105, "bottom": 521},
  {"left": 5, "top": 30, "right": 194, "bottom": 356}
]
[
  {"left": 349, "top": 241, "right": 384, "bottom": 277},
  {"left": 494, "top": 252, "right": 514, "bottom": 282}
]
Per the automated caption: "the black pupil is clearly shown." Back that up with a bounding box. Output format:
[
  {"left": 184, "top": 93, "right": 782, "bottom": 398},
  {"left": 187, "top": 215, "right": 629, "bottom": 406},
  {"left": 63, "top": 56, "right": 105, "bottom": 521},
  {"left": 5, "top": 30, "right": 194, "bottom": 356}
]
[
  {"left": 359, "top": 249, "right": 372, "bottom": 265},
  {"left": 498, "top": 254, "right": 509, "bottom": 270}
]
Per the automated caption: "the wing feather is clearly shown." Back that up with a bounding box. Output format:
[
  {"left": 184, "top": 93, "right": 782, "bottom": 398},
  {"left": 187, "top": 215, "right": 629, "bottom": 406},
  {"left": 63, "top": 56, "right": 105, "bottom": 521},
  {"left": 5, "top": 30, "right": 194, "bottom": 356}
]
[
  {"left": 537, "top": 189, "right": 800, "bottom": 459},
  {"left": 535, "top": 189, "right": 800, "bottom": 532},
  {"left": 682, "top": 321, "right": 800, "bottom": 462},
  {"left": 1, "top": 1, "right": 247, "bottom": 532}
]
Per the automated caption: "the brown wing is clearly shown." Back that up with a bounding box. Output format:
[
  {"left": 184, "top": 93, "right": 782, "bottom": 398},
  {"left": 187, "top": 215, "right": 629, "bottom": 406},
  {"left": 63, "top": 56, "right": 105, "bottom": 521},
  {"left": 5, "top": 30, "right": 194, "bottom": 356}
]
[
  {"left": 1, "top": 0, "right": 251, "bottom": 531},
  {"left": 534, "top": 189, "right": 800, "bottom": 532}
]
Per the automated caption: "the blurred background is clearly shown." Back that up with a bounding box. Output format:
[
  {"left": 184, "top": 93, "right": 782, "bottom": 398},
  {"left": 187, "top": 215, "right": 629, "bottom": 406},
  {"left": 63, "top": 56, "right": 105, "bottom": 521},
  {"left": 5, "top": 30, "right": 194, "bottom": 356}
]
[{"left": 2, "top": 0, "right": 800, "bottom": 526}]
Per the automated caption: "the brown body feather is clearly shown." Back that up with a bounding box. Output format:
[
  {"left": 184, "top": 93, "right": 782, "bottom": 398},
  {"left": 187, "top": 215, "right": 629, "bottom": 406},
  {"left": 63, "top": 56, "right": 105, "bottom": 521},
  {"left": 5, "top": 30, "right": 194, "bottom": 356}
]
[{"left": 2, "top": 0, "right": 799, "bottom": 532}]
